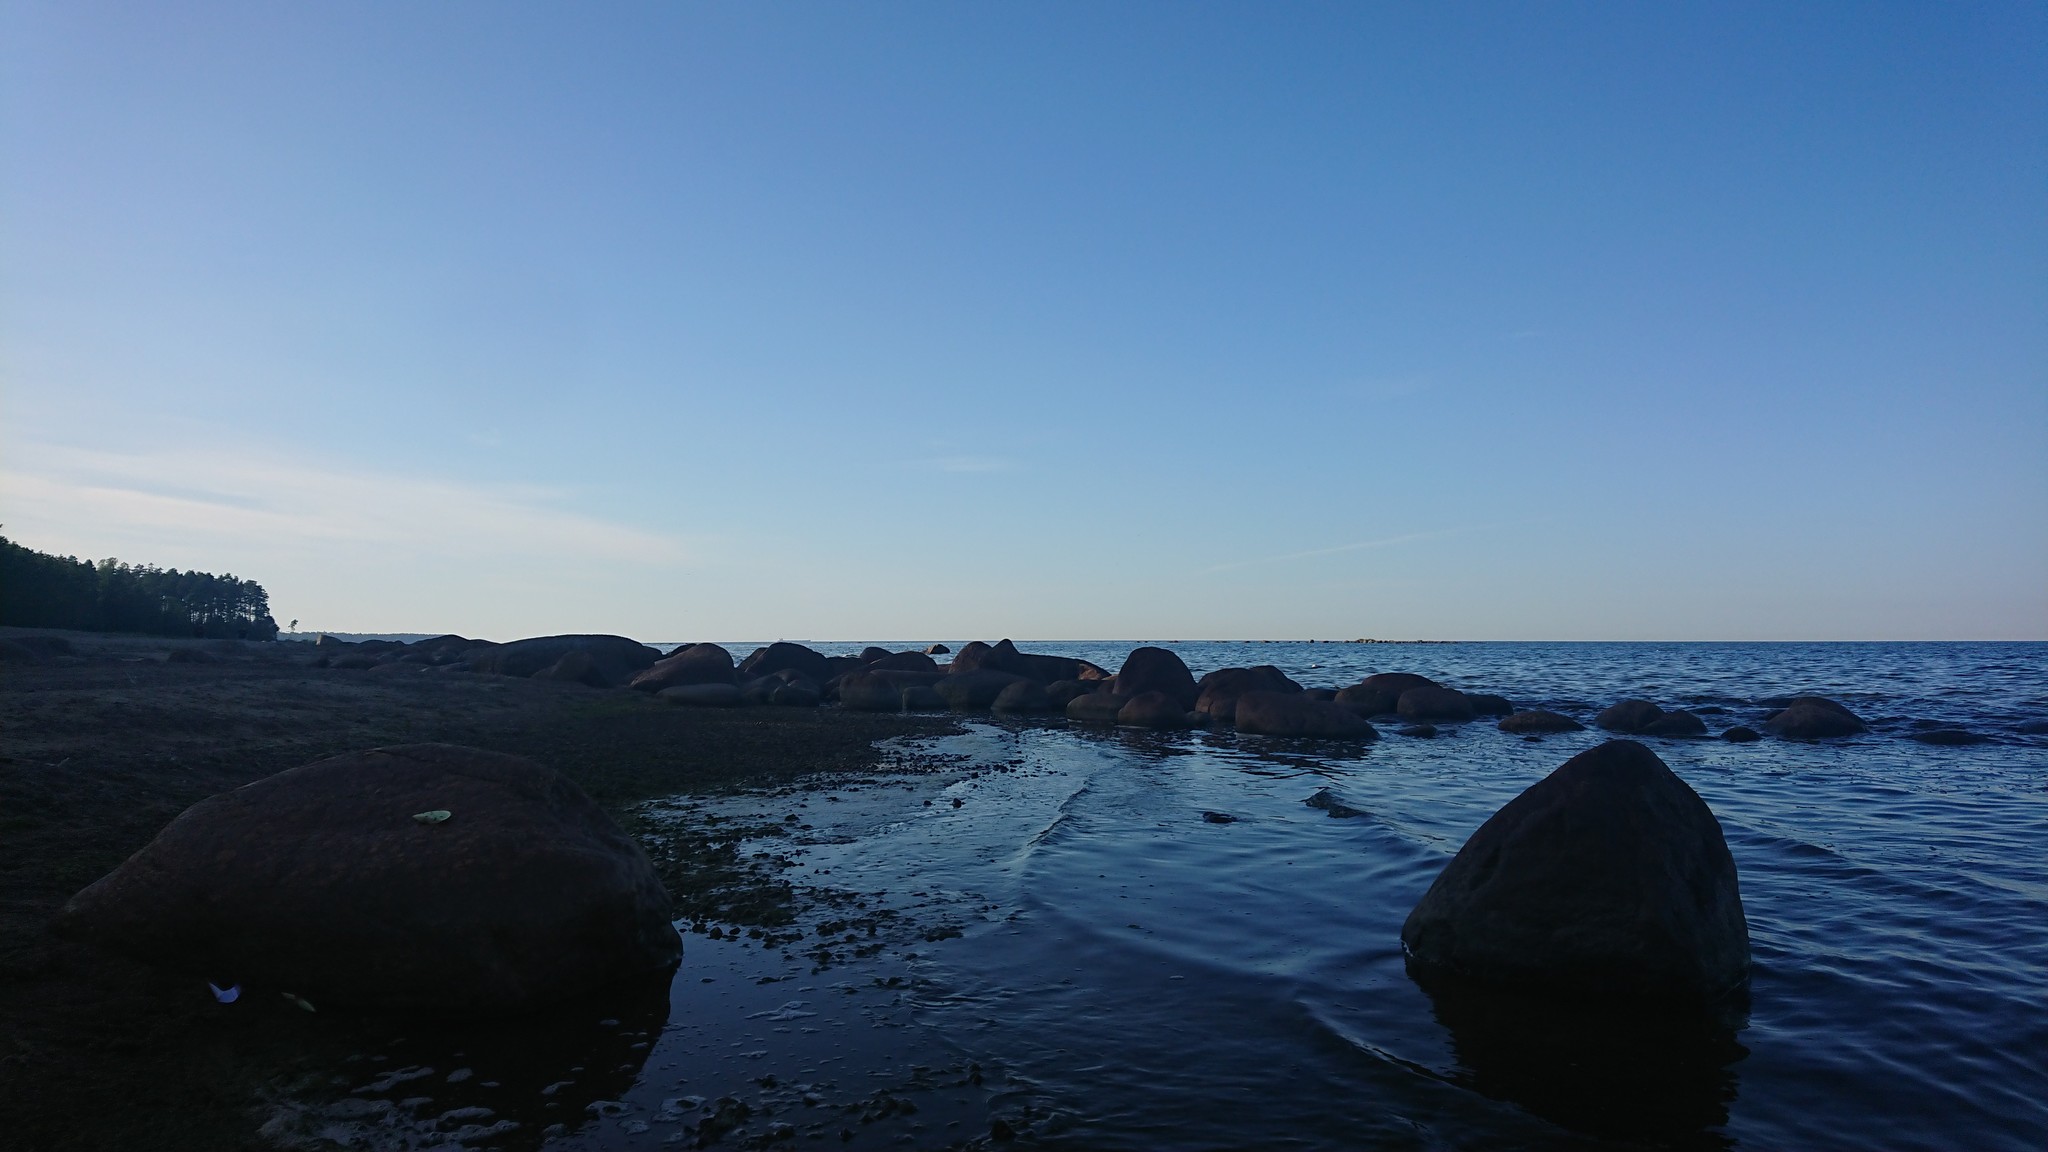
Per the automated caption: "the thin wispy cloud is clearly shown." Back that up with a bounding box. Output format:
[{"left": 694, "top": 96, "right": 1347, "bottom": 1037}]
[
  {"left": 1, "top": 442, "right": 693, "bottom": 567},
  {"left": 1200, "top": 525, "right": 1493, "bottom": 574}
]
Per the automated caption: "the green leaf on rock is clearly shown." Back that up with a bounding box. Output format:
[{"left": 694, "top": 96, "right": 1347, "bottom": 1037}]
[{"left": 411, "top": 809, "right": 452, "bottom": 825}]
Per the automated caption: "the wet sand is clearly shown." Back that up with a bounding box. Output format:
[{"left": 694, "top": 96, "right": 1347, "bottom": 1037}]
[{"left": 0, "top": 629, "right": 956, "bottom": 1152}]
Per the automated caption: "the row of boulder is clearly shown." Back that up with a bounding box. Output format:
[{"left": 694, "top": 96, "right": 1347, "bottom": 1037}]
[{"left": 305, "top": 633, "right": 1890, "bottom": 743}]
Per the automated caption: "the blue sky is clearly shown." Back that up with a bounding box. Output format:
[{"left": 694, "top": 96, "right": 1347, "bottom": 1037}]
[{"left": 3, "top": 2, "right": 2043, "bottom": 640}]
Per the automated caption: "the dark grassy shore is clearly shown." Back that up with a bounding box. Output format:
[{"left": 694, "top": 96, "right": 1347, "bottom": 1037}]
[{"left": 0, "top": 629, "right": 956, "bottom": 1152}]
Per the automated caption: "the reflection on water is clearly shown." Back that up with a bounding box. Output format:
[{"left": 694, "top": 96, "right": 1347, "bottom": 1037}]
[
  {"left": 1410, "top": 960, "right": 1748, "bottom": 1148},
  {"left": 274, "top": 972, "right": 674, "bottom": 1148}
]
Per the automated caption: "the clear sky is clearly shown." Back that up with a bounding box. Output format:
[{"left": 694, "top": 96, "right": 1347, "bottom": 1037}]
[{"left": 3, "top": 2, "right": 2043, "bottom": 641}]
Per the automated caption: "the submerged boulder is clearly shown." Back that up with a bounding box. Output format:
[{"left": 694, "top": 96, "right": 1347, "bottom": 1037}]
[
  {"left": 1498, "top": 710, "right": 1585, "bottom": 734},
  {"left": 1109, "top": 647, "right": 1198, "bottom": 710},
  {"left": 1907, "top": 728, "right": 1987, "bottom": 746},
  {"left": 1234, "top": 691, "right": 1379, "bottom": 740},
  {"left": 1400, "top": 740, "right": 1750, "bottom": 1004},
  {"left": 1398, "top": 687, "right": 1476, "bottom": 722},
  {"left": 1194, "top": 666, "right": 1303, "bottom": 724},
  {"left": 1762, "top": 697, "right": 1867, "bottom": 739},
  {"left": 1643, "top": 710, "right": 1709, "bottom": 738},
  {"left": 54, "top": 744, "right": 680, "bottom": 1012},
  {"left": 1595, "top": 699, "right": 1665, "bottom": 734},
  {"left": 1338, "top": 672, "right": 1441, "bottom": 716},
  {"left": 1721, "top": 726, "right": 1761, "bottom": 743}
]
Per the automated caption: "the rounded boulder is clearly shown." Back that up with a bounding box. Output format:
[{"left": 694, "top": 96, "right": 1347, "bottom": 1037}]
[
  {"left": 1235, "top": 691, "right": 1380, "bottom": 740},
  {"left": 1498, "top": 710, "right": 1585, "bottom": 734},
  {"left": 1117, "top": 691, "right": 1191, "bottom": 730},
  {"left": 1400, "top": 739, "right": 1749, "bottom": 1004},
  {"left": 53, "top": 744, "right": 680, "bottom": 1012},
  {"left": 1109, "top": 647, "right": 1198, "bottom": 710},
  {"left": 1595, "top": 699, "right": 1665, "bottom": 734}
]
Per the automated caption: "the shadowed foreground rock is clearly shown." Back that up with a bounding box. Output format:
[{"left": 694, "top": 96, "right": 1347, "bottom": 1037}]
[
  {"left": 54, "top": 744, "right": 681, "bottom": 1013},
  {"left": 1401, "top": 739, "right": 1749, "bottom": 1004}
]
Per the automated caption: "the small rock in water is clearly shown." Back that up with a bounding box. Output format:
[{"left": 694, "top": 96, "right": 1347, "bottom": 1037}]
[
  {"left": 1304, "top": 788, "right": 1366, "bottom": 819},
  {"left": 1908, "top": 729, "right": 1988, "bottom": 745},
  {"left": 1722, "top": 726, "right": 1761, "bottom": 743},
  {"left": 1397, "top": 724, "right": 1438, "bottom": 738},
  {"left": 1200, "top": 811, "right": 1238, "bottom": 824},
  {"left": 2015, "top": 719, "right": 2048, "bottom": 735},
  {"left": 1498, "top": 710, "right": 1585, "bottom": 734}
]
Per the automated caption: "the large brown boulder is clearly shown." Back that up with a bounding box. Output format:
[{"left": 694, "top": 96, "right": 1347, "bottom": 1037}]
[
  {"left": 991, "top": 681, "right": 1056, "bottom": 714},
  {"left": 1595, "top": 699, "right": 1665, "bottom": 734},
  {"left": 471, "top": 635, "right": 661, "bottom": 683},
  {"left": 1762, "top": 697, "right": 1867, "bottom": 739},
  {"left": 1194, "top": 666, "right": 1303, "bottom": 724},
  {"left": 1118, "top": 691, "right": 1191, "bottom": 730},
  {"left": 1044, "top": 680, "right": 1099, "bottom": 707},
  {"left": 53, "top": 744, "right": 680, "bottom": 1012},
  {"left": 1065, "top": 691, "right": 1127, "bottom": 723},
  {"left": 900, "top": 685, "right": 947, "bottom": 712},
  {"left": 836, "top": 672, "right": 905, "bottom": 712},
  {"left": 1400, "top": 740, "right": 1750, "bottom": 1003},
  {"left": 629, "top": 643, "right": 737, "bottom": 692},
  {"left": 1397, "top": 687, "right": 1476, "bottom": 722},
  {"left": 868, "top": 650, "right": 941, "bottom": 673},
  {"left": 934, "top": 669, "right": 1029, "bottom": 711},
  {"left": 1234, "top": 691, "right": 1379, "bottom": 740},
  {"left": 1338, "top": 672, "right": 1441, "bottom": 716},
  {"left": 950, "top": 639, "right": 1108, "bottom": 684},
  {"left": 736, "top": 642, "right": 832, "bottom": 683},
  {"left": 533, "top": 650, "right": 607, "bottom": 687},
  {"left": 1109, "top": 647, "right": 1198, "bottom": 710}
]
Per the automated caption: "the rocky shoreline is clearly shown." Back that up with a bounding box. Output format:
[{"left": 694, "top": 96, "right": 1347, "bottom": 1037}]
[{"left": 293, "top": 631, "right": 1908, "bottom": 747}]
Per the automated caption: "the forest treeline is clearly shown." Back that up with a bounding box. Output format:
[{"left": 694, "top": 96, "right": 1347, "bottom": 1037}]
[{"left": 0, "top": 535, "right": 279, "bottom": 639}]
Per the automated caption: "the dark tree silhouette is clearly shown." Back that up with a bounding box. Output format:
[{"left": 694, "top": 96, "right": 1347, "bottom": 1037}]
[{"left": 0, "top": 534, "right": 279, "bottom": 639}]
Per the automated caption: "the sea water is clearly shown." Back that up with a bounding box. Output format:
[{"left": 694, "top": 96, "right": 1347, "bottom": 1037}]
[{"left": 344, "top": 642, "right": 2048, "bottom": 1151}]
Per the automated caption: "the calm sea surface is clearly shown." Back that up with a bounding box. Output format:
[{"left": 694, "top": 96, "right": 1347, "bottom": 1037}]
[{"left": 352, "top": 642, "right": 2048, "bottom": 1151}]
